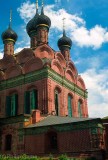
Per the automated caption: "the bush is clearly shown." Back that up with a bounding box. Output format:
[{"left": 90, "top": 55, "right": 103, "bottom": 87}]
[
  {"left": 0, "top": 154, "right": 40, "bottom": 160},
  {"left": 48, "top": 154, "right": 53, "bottom": 160},
  {"left": 58, "top": 154, "right": 69, "bottom": 160}
]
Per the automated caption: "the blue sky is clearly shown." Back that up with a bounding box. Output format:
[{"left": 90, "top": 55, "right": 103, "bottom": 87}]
[{"left": 0, "top": 0, "right": 108, "bottom": 118}]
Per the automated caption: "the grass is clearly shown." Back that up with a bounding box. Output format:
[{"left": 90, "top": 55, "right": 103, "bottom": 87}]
[{"left": 0, "top": 154, "right": 97, "bottom": 160}]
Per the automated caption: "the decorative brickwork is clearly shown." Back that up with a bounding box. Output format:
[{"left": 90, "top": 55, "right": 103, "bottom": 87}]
[{"left": 4, "top": 41, "right": 14, "bottom": 56}]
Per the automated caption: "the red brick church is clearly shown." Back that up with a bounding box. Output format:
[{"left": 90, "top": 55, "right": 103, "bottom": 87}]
[{"left": 0, "top": 1, "right": 107, "bottom": 159}]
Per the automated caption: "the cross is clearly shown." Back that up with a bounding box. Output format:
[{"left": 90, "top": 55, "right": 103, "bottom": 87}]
[
  {"left": 62, "top": 18, "right": 66, "bottom": 30},
  {"left": 36, "top": 0, "right": 38, "bottom": 10},
  {"left": 9, "top": 9, "right": 12, "bottom": 28},
  {"left": 42, "top": 0, "right": 44, "bottom": 6}
]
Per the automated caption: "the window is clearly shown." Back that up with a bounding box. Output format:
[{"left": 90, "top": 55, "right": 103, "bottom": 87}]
[
  {"left": 24, "top": 89, "right": 38, "bottom": 114},
  {"left": 68, "top": 95, "right": 72, "bottom": 117},
  {"left": 6, "top": 94, "right": 18, "bottom": 117},
  {"left": 78, "top": 100, "right": 82, "bottom": 117},
  {"left": 5, "top": 134, "right": 12, "bottom": 151},
  {"left": 55, "top": 90, "right": 59, "bottom": 116}
]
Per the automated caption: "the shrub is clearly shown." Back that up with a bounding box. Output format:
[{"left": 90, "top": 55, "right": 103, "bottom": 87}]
[
  {"left": 48, "top": 154, "right": 53, "bottom": 160},
  {"left": 58, "top": 154, "right": 69, "bottom": 160},
  {"left": 0, "top": 154, "right": 40, "bottom": 160}
]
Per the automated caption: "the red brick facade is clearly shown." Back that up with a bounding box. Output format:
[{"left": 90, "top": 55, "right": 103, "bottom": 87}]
[
  {"left": 0, "top": 2, "right": 106, "bottom": 159},
  {"left": 0, "top": 44, "right": 88, "bottom": 118},
  {"left": 24, "top": 129, "right": 91, "bottom": 155}
]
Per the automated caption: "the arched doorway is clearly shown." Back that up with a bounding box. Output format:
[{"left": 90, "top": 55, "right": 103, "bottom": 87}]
[{"left": 45, "top": 131, "right": 58, "bottom": 153}]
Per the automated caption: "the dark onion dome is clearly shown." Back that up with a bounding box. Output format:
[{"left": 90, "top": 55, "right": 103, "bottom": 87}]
[
  {"left": 1, "top": 26, "right": 18, "bottom": 43},
  {"left": 36, "top": 4, "right": 51, "bottom": 29},
  {"left": 58, "top": 30, "right": 72, "bottom": 49},
  {"left": 26, "top": 13, "right": 39, "bottom": 36},
  {"left": 26, "top": 0, "right": 39, "bottom": 36},
  {"left": 26, "top": 2, "right": 51, "bottom": 36}
]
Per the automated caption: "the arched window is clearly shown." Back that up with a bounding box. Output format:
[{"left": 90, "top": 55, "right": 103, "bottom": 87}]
[
  {"left": 24, "top": 89, "right": 38, "bottom": 114},
  {"left": 78, "top": 100, "right": 82, "bottom": 117},
  {"left": 6, "top": 94, "right": 18, "bottom": 117},
  {"left": 55, "top": 90, "right": 59, "bottom": 116},
  {"left": 68, "top": 95, "right": 73, "bottom": 117},
  {"left": 5, "top": 134, "right": 12, "bottom": 151}
]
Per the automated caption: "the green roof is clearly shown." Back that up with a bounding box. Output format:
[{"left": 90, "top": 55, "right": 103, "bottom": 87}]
[{"left": 25, "top": 115, "right": 98, "bottom": 128}]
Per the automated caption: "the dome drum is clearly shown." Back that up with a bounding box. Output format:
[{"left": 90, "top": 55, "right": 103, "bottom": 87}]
[
  {"left": 29, "top": 30, "right": 37, "bottom": 37},
  {"left": 59, "top": 45, "right": 71, "bottom": 51}
]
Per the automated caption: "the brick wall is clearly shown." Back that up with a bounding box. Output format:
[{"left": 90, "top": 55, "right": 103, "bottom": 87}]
[
  {"left": 58, "top": 130, "right": 91, "bottom": 153},
  {"left": 103, "top": 119, "right": 108, "bottom": 156},
  {"left": 0, "top": 122, "right": 24, "bottom": 155},
  {"left": 24, "top": 134, "right": 45, "bottom": 155},
  {"left": 24, "top": 128, "right": 93, "bottom": 156},
  {"left": 47, "top": 78, "right": 88, "bottom": 117}
]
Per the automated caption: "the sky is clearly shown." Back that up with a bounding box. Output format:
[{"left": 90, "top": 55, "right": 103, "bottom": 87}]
[{"left": 0, "top": 0, "right": 108, "bottom": 118}]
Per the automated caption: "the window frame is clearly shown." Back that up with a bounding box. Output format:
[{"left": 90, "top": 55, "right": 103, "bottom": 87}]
[
  {"left": 24, "top": 89, "right": 38, "bottom": 114},
  {"left": 68, "top": 94, "right": 73, "bottom": 117},
  {"left": 6, "top": 93, "right": 18, "bottom": 117}
]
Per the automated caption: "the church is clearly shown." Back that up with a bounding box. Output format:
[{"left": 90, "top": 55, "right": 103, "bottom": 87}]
[{"left": 0, "top": 1, "right": 106, "bottom": 159}]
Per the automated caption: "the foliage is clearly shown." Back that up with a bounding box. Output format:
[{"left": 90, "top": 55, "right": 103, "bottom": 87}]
[
  {"left": 0, "top": 154, "right": 39, "bottom": 160},
  {"left": 0, "top": 155, "right": 97, "bottom": 160},
  {"left": 58, "top": 154, "right": 69, "bottom": 160},
  {"left": 48, "top": 153, "right": 53, "bottom": 160}
]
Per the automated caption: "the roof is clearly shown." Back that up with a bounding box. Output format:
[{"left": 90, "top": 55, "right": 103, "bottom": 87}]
[
  {"left": 103, "top": 116, "right": 108, "bottom": 119},
  {"left": 25, "top": 115, "right": 98, "bottom": 128},
  {"left": 102, "top": 116, "right": 108, "bottom": 123}
]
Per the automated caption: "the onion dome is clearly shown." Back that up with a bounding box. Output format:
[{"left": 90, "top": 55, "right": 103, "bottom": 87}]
[
  {"left": 26, "top": 0, "right": 39, "bottom": 36},
  {"left": 1, "top": 26, "right": 18, "bottom": 43},
  {"left": 36, "top": 3, "right": 51, "bottom": 29},
  {"left": 58, "top": 30, "right": 72, "bottom": 50},
  {"left": 1, "top": 10, "right": 18, "bottom": 44},
  {"left": 26, "top": 13, "right": 39, "bottom": 36}
]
